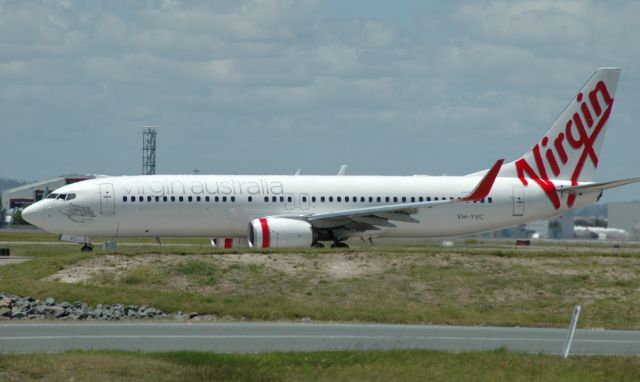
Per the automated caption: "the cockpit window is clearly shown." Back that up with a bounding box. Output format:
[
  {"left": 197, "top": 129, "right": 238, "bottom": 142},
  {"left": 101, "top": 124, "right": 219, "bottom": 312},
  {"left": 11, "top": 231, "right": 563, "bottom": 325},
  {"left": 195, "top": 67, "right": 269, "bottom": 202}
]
[
  {"left": 57, "top": 194, "right": 67, "bottom": 200},
  {"left": 66, "top": 193, "right": 76, "bottom": 201},
  {"left": 47, "top": 193, "right": 58, "bottom": 199}
]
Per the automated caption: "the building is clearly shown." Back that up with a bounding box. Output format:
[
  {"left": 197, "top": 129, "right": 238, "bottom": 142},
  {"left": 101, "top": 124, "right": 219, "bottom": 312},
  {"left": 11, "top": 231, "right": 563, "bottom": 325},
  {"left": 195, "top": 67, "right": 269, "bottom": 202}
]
[{"left": 1, "top": 175, "right": 95, "bottom": 211}]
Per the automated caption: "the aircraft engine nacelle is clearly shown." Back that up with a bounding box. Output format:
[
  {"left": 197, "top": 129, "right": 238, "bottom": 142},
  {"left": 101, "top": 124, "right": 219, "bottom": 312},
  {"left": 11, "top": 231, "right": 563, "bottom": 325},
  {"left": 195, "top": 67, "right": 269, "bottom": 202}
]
[{"left": 247, "top": 217, "right": 314, "bottom": 248}]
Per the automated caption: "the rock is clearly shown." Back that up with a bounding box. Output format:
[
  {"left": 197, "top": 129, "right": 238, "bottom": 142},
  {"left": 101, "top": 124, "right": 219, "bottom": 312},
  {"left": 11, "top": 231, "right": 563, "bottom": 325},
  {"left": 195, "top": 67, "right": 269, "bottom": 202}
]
[
  {"left": 188, "top": 312, "right": 198, "bottom": 319},
  {"left": 0, "top": 307, "right": 11, "bottom": 317},
  {"left": 0, "top": 297, "right": 12, "bottom": 308},
  {"left": 72, "top": 309, "right": 88, "bottom": 320},
  {"left": 11, "top": 311, "right": 26, "bottom": 319},
  {"left": 45, "top": 297, "right": 55, "bottom": 306},
  {"left": 36, "top": 305, "right": 46, "bottom": 315},
  {"left": 45, "top": 306, "right": 66, "bottom": 319},
  {"left": 60, "top": 301, "right": 70, "bottom": 309}
]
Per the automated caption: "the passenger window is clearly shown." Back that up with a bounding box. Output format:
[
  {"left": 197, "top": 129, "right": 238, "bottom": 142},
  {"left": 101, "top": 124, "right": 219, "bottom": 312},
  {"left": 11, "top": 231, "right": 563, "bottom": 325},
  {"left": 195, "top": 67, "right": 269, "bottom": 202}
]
[
  {"left": 312, "top": 196, "right": 316, "bottom": 202},
  {"left": 481, "top": 198, "right": 485, "bottom": 203},
  {"left": 123, "top": 196, "right": 128, "bottom": 202},
  {"left": 345, "top": 196, "right": 349, "bottom": 202},
  {"left": 286, "top": 196, "right": 291, "bottom": 202},
  {"left": 171, "top": 196, "right": 176, "bottom": 202},
  {"left": 215, "top": 196, "right": 220, "bottom": 202},
  {"left": 419, "top": 197, "right": 424, "bottom": 202},
  {"left": 188, "top": 196, "right": 193, "bottom": 202},
  {"left": 411, "top": 197, "right": 415, "bottom": 202},
  {"left": 376, "top": 197, "right": 381, "bottom": 202},
  {"left": 368, "top": 197, "right": 373, "bottom": 202},
  {"left": 321, "top": 196, "right": 325, "bottom": 202},
  {"left": 231, "top": 196, "right": 236, "bottom": 202},
  {"left": 402, "top": 197, "right": 406, "bottom": 202},
  {"left": 205, "top": 196, "right": 210, "bottom": 202},
  {"left": 434, "top": 197, "right": 438, "bottom": 201},
  {"left": 138, "top": 196, "right": 143, "bottom": 202},
  {"left": 361, "top": 197, "right": 365, "bottom": 202},
  {"left": 488, "top": 197, "right": 493, "bottom": 203},
  {"left": 248, "top": 196, "right": 252, "bottom": 202},
  {"left": 302, "top": 196, "right": 307, "bottom": 202},
  {"left": 179, "top": 196, "right": 184, "bottom": 202},
  {"left": 329, "top": 196, "right": 333, "bottom": 202},
  {"left": 385, "top": 197, "right": 390, "bottom": 202},
  {"left": 155, "top": 196, "right": 160, "bottom": 202},
  {"left": 264, "top": 196, "right": 269, "bottom": 202},
  {"left": 337, "top": 196, "right": 342, "bottom": 202},
  {"left": 196, "top": 196, "right": 201, "bottom": 202},
  {"left": 163, "top": 196, "right": 168, "bottom": 202},
  {"left": 427, "top": 197, "right": 431, "bottom": 201},
  {"left": 223, "top": 196, "right": 227, "bottom": 202},
  {"left": 393, "top": 197, "right": 398, "bottom": 202},
  {"left": 147, "top": 196, "right": 152, "bottom": 202}
]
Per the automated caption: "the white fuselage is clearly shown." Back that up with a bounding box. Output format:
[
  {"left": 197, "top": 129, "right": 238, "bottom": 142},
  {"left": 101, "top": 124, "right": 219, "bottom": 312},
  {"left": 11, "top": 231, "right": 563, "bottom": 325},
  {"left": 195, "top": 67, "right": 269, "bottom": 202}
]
[{"left": 24, "top": 174, "right": 597, "bottom": 239}]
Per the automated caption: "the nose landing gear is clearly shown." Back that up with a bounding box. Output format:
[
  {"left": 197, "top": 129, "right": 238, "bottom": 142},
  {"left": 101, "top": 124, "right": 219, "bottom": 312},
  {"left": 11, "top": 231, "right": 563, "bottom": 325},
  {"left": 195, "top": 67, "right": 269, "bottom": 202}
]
[{"left": 80, "top": 244, "right": 93, "bottom": 252}]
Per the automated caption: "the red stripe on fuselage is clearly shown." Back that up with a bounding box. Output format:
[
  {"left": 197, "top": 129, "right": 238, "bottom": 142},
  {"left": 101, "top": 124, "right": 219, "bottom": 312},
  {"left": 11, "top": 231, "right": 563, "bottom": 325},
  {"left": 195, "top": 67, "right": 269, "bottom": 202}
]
[
  {"left": 224, "top": 238, "right": 233, "bottom": 248},
  {"left": 259, "top": 218, "right": 270, "bottom": 248}
]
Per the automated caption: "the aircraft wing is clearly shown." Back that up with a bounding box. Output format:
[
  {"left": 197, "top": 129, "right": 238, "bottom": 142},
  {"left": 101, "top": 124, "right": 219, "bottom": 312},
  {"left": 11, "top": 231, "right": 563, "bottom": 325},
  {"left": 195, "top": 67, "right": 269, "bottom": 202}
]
[
  {"left": 557, "top": 177, "right": 640, "bottom": 195},
  {"left": 277, "top": 159, "right": 503, "bottom": 230}
]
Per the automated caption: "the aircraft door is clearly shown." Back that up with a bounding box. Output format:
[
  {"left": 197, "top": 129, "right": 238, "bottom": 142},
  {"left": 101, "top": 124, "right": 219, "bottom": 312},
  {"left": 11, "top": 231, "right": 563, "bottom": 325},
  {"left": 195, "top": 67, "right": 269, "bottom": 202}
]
[
  {"left": 299, "top": 193, "right": 310, "bottom": 210},
  {"left": 99, "top": 183, "right": 116, "bottom": 216},
  {"left": 284, "top": 193, "right": 296, "bottom": 210},
  {"left": 512, "top": 186, "right": 525, "bottom": 216}
]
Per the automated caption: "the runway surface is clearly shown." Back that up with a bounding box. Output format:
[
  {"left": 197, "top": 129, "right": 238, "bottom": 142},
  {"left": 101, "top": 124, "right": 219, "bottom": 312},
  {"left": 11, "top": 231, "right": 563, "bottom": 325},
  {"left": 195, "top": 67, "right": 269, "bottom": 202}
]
[{"left": 2, "top": 322, "right": 640, "bottom": 355}]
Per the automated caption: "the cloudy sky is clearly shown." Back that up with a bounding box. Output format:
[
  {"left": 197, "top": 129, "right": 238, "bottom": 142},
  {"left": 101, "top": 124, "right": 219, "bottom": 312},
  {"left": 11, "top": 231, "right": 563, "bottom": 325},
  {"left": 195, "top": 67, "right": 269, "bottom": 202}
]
[{"left": 2, "top": 0, "right": 640, "bottom": 202}]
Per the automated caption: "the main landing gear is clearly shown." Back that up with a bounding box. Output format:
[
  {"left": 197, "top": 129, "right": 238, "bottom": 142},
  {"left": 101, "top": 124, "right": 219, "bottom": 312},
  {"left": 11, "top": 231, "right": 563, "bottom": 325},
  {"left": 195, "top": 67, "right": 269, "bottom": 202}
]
[
  {"left": 330, "top": 242, "right": 349, "bottom": 249},
  {"left": 80, "top": 244, "right": 93, "bottom": 252}
]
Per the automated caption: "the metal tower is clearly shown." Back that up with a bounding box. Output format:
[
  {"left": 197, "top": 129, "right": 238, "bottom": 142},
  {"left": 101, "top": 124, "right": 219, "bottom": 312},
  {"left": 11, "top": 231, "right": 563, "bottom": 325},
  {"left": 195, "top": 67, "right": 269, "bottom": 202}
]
[{"left": 142, "top": 126, "right": 157, "bottom": 175}]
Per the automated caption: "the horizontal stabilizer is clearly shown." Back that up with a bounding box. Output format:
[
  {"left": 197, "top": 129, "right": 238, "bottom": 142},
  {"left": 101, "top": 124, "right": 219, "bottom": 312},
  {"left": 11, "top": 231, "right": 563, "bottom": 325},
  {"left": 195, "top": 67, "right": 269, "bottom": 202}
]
[{"left": 557, "top": 177, "right": 640, "bottom": 194}]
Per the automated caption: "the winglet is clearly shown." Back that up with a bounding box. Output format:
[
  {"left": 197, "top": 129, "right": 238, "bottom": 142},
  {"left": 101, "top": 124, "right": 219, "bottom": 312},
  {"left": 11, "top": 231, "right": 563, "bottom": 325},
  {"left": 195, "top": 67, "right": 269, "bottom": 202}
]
[{"left": 463, "top": 159, "right": 504, "bottom": 201}]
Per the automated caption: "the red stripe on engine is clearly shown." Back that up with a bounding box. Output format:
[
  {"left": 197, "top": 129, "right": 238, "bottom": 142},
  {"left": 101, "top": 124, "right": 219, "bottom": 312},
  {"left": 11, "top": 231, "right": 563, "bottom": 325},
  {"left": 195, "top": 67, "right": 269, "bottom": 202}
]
[
  {"left": 259, "top": 218, "right": 270, "bottom": 248},
  {"left": 224, "top": 238, "right": 233, "bottom": 248}
]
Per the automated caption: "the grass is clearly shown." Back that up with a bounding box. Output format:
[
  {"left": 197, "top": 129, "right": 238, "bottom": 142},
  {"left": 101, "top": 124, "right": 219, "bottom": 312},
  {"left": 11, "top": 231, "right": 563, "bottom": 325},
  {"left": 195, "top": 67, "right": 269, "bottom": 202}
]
[
  {"left": 1, "top": 349, "right": 640, "bottom": 381},
  {"left": 3, "top": 231, "right": 640, "bottom": 327}
]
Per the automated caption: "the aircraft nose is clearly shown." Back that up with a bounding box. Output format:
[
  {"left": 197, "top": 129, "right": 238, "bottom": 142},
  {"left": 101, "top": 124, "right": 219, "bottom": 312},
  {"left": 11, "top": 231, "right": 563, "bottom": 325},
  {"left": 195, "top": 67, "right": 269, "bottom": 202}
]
[{"left": 21, "top": 203, "right": 44, "bottom": 227}]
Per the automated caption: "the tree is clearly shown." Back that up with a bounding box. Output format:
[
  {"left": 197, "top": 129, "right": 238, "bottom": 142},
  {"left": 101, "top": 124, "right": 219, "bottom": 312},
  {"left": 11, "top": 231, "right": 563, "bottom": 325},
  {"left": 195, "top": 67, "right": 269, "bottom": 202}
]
[{"left": 11, "top": 209, "right": 31, "bottom": 226}]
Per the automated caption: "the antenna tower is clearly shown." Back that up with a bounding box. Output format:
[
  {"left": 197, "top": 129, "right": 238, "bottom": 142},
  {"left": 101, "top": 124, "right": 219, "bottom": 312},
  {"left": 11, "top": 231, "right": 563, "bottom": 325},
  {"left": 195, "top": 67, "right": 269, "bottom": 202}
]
[{"left": 142, "top": 126, "right": 157, "bottom": 175}]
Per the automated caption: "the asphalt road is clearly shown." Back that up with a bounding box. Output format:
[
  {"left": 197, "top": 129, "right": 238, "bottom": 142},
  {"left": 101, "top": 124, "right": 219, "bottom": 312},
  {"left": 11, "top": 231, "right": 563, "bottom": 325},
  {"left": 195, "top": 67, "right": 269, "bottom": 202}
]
[{"left": 1, "top": 322, "right": 640, "bottom": 355}]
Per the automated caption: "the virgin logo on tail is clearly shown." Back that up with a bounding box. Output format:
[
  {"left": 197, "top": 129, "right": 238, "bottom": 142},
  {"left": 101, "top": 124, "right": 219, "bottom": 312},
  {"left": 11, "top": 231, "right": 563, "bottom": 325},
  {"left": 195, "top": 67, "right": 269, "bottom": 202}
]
[{"left": 515, "top": 80, "right": 614, "bottom": 209}]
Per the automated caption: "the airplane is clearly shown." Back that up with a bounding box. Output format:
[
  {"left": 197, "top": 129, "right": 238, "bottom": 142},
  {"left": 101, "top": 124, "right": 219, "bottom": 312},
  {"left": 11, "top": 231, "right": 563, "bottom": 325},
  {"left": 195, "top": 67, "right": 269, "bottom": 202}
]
[
  {"left": 22, "top": 68, "right": 640, "bottom": 252},
  {"left": 573, "top": 226, "right": 630, "bottom": 241}
]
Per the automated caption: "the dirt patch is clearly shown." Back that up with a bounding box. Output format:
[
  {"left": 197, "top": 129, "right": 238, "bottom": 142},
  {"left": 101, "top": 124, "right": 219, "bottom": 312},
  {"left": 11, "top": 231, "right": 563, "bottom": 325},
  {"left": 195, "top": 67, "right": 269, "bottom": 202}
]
[
  {"left": 43, "top": 254, "right": 181, "bottom": 284},
  {"left": 43, "top": 252, "right": 387, "bottom": 285}
]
